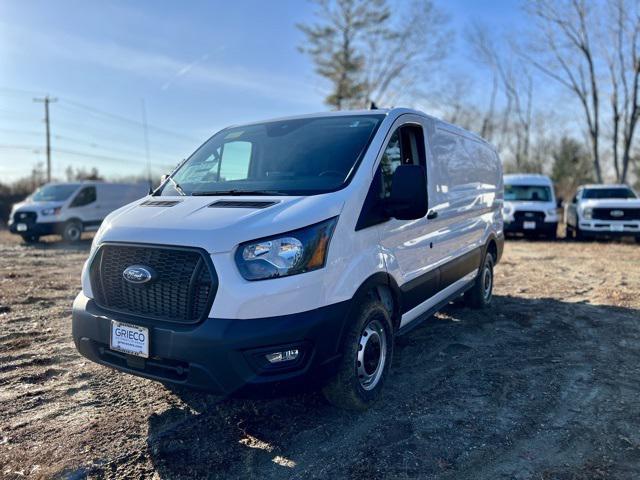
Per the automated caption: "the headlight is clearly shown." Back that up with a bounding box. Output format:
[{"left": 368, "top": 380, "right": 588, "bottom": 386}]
[
  {"left": 583, "top": 207, "right": 593, "bottom": 220},
  {"left": 546, "top": 208, "right": 557, "bottom": 216},
  {"left": 41, "top": 207, "right": 61, "bottom": 216},
  {"left": 502, "top": 206, "right": 512, "bottom": 215},
  {"left": 235, "top": 217, "right": 338, "bottom": 281}
]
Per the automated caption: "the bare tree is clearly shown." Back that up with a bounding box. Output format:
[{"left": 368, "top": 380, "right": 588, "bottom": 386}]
[
  {"left": 524, "top": 0, "right": 603, "bottom": 182},
  {"left": 298, "top": 0, "right": 390, "bottom": 109},
  {"left": 298, "top": 0, "right": 449, "bottom": 109},
  {"left": 466, "top": 23, "right": 534, "bottom": 169},
  {"left": 607, "top": 0, "right": 640, "bottom": 183},
  {"left": 361, "top": 0, "right": 450, "bottom": 108}
]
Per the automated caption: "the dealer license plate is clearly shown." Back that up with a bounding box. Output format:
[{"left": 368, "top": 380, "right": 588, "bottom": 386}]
[
  {"left": 110, "top": 321, "right": 149, "bottom": 358},
  {"left": 523, "top": 221, "right": 536, "bottom": 229},
  {"left": 16, "top": 223, "right": 27, "bottom": 232},
  {"left": 610, "top": 224, "right": 624, "bottom": 232}
]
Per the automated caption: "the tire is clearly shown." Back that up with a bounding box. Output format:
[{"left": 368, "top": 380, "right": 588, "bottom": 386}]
[
  {"left": 566, "top": 224, "right": 574, "bottom": 240},
  {"left": 21, "top": 234, "right": 39, "bottom": 243},
  {"left": 62, "top": 220, "right": 83, "bottom": 243},
  {"left": 635, "top": 236, "right": 640, "bottom": 244},
  {"left": 322, "top": 298, "right": 394, "bottom": 411},
  {"left": 464, "top": 250, "right": 495, "bottom": 309},
  {"left": 547, "top": 229, "right": 557, "bottom": 241}
]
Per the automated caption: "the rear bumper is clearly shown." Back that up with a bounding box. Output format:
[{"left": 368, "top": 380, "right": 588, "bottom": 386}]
[
  {"left": 504, "top": 220, "right": 557, "bottom": 235},
  {"left": 72, "top": 292, "right": 352, "bottom": 396}
]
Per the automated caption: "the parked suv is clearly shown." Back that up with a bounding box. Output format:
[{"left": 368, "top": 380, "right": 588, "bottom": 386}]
[
  {"left": 502, "top": 174, "right": 559, "bottom": 239},
  {"left": 9, "top": 182, "right": 148, "bottom": 242},
  {"left": 565, "top": 184, "right": 640, "bottom": 242},
  {"left": 72, "top": 109, "right": 504, "bottom": 410}
]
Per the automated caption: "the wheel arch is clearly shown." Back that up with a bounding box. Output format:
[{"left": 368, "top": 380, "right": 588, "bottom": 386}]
[{"left": 349, "top": 272, "right": 402, "bottom": 331}]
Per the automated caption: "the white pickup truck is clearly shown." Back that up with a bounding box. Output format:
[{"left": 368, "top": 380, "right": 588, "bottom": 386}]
[{"left": 565, "top": 184, "right": 640, "bottom": 242}]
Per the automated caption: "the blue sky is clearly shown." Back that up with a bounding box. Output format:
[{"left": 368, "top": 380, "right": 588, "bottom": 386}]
[{"left": 0, "top": 0, "right": 529, "bottom": 182}]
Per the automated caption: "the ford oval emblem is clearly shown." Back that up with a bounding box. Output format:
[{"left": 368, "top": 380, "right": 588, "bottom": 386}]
[
  {"left": 610, "top": 210, "right": 624, "bottom": 218},
  {"left": 122, "top": 265, "right": 156, "bottom": 284}
]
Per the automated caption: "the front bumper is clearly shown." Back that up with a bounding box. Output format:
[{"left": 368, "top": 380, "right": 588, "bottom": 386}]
[
  {"left": 8, "top": 220, "right": 60, "bottom": 236},
  {"left": 504, "top": 220, "right": 557, "bottom": 235},
  {"left": 579, "top": 221, "right": 640, "bottom": 237},
  {"left": 72, "top": 292, "right": 352, "bottom": 396}
]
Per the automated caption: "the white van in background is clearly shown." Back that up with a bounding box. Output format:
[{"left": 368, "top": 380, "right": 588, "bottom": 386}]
[
  {"left": 72, "top": 108, "right": 504, "bottom": 410},
  {"left": 9, "top": 182, "right": 148, "bottom": 243},
  {"left": 502, "top": 174, "right": 559, "bottom": 239}
]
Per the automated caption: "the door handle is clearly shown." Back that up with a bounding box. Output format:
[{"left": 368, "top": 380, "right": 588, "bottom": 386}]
[{"left": 427, "top": 210, "right": 438, "bottom": 220}]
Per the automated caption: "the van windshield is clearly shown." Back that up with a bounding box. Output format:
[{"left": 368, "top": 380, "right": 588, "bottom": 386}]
[
  {"left": 31, "top": 184, "right": 79, "bottom": 202},
  {"left": 158, "top": 114, "right": 384, "bottom": 196},
  {"left": 582, "top": 187, "right": 636, "bottom": 199},
  {"left": 505, "top": 185, "right": 552, "bottom": 202}
]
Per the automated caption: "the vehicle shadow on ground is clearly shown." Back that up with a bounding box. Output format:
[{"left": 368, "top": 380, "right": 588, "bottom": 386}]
[
  {"left": 18, "top": 237, "right": 92, "bottom": 252},
  {"left": 144, "top": 295, "right": 640, "bottom": 480}
]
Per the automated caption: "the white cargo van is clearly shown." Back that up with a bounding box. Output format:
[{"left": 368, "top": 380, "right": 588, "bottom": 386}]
[
  {"left": 502, "top": 174, "right": 559, "bottom": 239},
  {"left": 565, "top": 184, "right": 640, "bottom": 242},
  {"left": 72, "top": 109, "right": 504, "bottom": 410},
  {"left": 9, "top": 181, "right": 148, "bottom": 243}
]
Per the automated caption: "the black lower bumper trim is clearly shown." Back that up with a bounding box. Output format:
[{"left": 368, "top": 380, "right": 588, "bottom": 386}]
[
  {"left": 504, "top": 221, "right": 557, "bottom": 235},
  {"left": 8, "top": 221, "right": 59, "bottom": 236},
  {"left": 72, "top": 294, "right": 352, "bottom": 396}
]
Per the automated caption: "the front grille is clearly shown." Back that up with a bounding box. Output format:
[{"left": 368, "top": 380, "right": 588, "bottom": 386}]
[
  {"left": 13, "top": 211, "right": 37, "bottom": 224},
  {"left": 513, "top": 211, "right": 545, "bottom": 222},
  {"left": 90, "top": 243, "right": 217, "bottom": 324},
  {"left": 592, "top": 208, "right": 640, "bottom": 221}
]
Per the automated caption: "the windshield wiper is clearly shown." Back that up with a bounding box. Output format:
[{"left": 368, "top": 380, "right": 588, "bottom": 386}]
[
  {"left": 166, "top": 176, "right": 186, "bottom": 196},
  {"left": 191, "top": 189, "right": 288, "bottom": 196}
]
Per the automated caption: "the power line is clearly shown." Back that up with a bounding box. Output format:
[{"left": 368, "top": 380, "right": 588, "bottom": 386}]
[{"left": 58, "top": 98, "right": 200, "bottom": 142}]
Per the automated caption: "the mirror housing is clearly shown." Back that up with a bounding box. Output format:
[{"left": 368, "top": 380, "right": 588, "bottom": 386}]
[
  {"left": 556, "top": 198, "right": 563, "bottom": 208},
  {"left": 160, "top": 174, "right": 169, "bottom": 184},
  {"left": 384, "top": 165, "right": 428, "bottom": 220}
]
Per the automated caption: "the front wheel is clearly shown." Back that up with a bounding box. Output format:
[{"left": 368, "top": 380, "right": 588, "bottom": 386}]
[
  {"left": 464, "top": 251, "right": 495, "bottom": 309},
  {"left": 21, "top": 234, "right": 39, "bottom": 243},
  {"left": 62, "top": 221, "right": 83, "bottom": 243},
  {"left": 322, "top": 298, "right": 394, "bottom": 411}
]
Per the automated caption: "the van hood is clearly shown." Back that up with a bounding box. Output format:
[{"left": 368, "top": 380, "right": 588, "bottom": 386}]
[
  {"left": 504, "top": 200, "right": 554, "bottom": 211},
  {"left": 97, "top": 194, "right": 345, "bottom": 253},
  {"left": 11, "top": 200, "right": 66, "bottom": 215},
  {"left": 581, "top": 198, "right": 640, "bottom": 209}
]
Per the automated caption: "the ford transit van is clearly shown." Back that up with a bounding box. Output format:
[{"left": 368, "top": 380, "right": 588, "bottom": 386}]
[
  {"left": 503, "top": 174, "right": 559, "bottom": 239},
  {"left": 72, "top": 109, "right": 504, "bottom": 410},
  {"left": 9, "top": 182, "right": 148, "bottom": 243}
]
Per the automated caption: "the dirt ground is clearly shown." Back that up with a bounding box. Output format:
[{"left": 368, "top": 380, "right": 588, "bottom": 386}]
[{"left": 1, "top": 230, "right": 640, "bottom": 480}]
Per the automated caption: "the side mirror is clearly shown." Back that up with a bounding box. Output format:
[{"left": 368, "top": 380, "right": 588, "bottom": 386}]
[
  {"left": 556, "top": 198, "right": 563, "bottom": 208},
  {"left": 160, "top": 174, "right": 169, "bottom": 184},
  {"left": 384, "top": 165, "right": 428, "bottom": 220}
]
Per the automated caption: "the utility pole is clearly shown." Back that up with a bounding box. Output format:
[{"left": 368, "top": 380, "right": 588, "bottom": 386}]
[{"left": 33, "top": 95, "right": 57, "bottom": 183}]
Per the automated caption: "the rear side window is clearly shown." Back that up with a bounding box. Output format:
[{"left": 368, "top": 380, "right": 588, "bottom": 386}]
[{"left": 70, "top": 186, "right": 96, "bottom": 207}]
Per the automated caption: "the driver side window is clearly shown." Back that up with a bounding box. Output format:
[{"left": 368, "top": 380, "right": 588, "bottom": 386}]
[
  {"left": 380, "top": 124, "right": 426, "bottom": 198},
  {"left": 70, "top": 186, "right": 96, "bottom": 208}
]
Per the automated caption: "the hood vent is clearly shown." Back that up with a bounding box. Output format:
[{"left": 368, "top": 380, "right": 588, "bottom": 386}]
[
  {"left": 208, "top": 200, "right": 279, "bottom": 209},
  {"left": 140, "top": 200, "right": 183, "bottom": 207}
]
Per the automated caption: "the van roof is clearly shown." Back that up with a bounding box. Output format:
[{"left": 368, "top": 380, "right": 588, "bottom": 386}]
[
  {"left": 225, "top": 107, "right": 491, "bottom": 146},
  {"left": 504, "top": 174, "right": 553, "bottom": 186},
  {"left": 580, "top": 183, "right": 631, "bottom": 189},
  {"left": 43, "top": 181, "right": 148, "bottom": 188}
]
